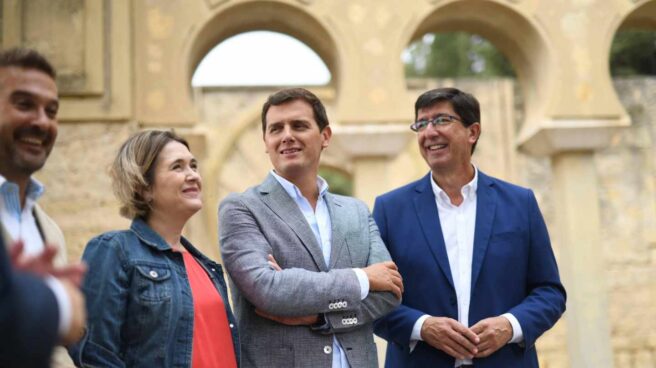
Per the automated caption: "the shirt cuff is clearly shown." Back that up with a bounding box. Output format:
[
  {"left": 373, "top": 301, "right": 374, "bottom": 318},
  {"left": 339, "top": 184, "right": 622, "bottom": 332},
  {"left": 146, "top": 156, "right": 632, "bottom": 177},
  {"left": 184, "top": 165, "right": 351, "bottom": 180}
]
[
  {"left": 44, "top": 276, "right": 72, "bottom": 338},
  {"left": 501, "top": 313, "right": 523, "bottom": 344},
  {"left": 352, "top": 268, "right": 370, "bottom": 300},
  {"left": 409, "top": 314, "right": 431, "bottom": 352}
]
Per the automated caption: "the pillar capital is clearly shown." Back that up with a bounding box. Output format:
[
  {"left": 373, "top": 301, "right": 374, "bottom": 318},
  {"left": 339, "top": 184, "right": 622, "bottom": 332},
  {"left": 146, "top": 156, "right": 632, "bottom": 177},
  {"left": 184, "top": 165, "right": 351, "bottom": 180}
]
[
  {"left": 330, "top": 123, "right": 413, "bottom": 159},
  {"left": 517, "top": 117, "right": 630, "bottom": 156}
]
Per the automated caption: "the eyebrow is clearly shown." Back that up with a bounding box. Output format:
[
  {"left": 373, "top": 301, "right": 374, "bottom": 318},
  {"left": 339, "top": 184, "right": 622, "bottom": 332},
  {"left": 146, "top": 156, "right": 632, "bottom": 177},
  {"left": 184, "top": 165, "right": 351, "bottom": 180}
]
[{"left": 168, "top": 157, "right": 196, "bottom": 166}]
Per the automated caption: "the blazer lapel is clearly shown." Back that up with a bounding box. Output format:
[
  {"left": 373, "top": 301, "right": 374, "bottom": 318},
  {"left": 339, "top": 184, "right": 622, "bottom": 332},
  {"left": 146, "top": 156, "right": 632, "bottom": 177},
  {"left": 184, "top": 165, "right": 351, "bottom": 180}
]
[
  {"left": 471, "top": 171, "right": 497, "bottom": 290},
  {"left": 32, "top": 204, "right": 68, "bottom": 266},
  {"left": 325, "top": 194, "right": 346, "bottom": 269},
  {"left": 413, "top": 173, "right": 455, "bottom": 290},
  {"left": 258, "top": 174, "right": 329, "bottom": 271}
]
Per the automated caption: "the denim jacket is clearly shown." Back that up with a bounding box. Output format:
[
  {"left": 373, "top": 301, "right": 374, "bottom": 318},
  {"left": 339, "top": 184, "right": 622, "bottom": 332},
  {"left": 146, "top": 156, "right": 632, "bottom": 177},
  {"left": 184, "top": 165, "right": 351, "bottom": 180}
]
[{"left": 69, "top": 218, "right": 240, "bottom": 367}]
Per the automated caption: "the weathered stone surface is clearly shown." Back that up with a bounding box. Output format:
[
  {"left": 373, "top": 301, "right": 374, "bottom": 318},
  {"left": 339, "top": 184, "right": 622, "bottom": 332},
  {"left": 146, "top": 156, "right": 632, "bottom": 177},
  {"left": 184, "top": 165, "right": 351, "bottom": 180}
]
[{"left": 6, "top": 1, "right": 656, "bottom": 366}]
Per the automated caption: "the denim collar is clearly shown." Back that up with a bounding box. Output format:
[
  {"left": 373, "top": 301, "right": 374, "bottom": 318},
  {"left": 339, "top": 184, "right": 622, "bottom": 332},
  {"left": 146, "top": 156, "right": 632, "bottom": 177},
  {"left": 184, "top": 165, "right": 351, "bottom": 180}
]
[
  {"left": 129, "top": 217, "right": 211, "bottom": 262},
  {"left": 130, "top": 217, "right": 181, "bottom": 252}
]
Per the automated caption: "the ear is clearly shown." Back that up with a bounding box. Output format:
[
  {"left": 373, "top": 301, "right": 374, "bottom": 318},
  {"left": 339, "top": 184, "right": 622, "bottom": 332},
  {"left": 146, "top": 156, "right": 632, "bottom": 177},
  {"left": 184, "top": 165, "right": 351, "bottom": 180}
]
[
  {"left": 320, "top": 126, "right": 332, "bottom": 149},
  {"left": 142, "top": 186, "right": 153, "bottom": 205},
  {"left": 468, "top": 122, "right": 481, "bottom": 144}
]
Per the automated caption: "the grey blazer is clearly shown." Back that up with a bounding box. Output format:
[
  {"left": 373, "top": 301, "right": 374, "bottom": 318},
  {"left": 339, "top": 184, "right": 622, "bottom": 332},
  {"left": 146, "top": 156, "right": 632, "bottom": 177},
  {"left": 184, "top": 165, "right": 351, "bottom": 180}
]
[{"left": 219, "top": 174, "right": 399, "bottom": 368}]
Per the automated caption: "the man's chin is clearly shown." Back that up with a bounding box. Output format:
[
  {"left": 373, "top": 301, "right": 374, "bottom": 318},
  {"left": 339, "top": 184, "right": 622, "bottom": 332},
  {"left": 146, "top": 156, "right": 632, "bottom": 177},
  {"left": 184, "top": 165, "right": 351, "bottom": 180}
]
[{"left": 13, "top": 156, "right": 48, "bottom": 175}]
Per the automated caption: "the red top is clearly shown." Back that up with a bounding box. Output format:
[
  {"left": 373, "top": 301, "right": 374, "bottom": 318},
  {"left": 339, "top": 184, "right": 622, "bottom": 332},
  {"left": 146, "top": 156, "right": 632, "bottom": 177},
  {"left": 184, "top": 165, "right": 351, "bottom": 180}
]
[{"left": 182, "top": 251, "right": 238, "bottom": 368}]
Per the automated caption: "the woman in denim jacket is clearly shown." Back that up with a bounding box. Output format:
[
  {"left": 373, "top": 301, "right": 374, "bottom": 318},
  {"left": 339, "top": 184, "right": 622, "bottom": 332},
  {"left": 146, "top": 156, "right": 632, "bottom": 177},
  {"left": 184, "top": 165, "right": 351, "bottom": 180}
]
[{"left": 69, "top": 130, "right": 239, "bottom": 367}]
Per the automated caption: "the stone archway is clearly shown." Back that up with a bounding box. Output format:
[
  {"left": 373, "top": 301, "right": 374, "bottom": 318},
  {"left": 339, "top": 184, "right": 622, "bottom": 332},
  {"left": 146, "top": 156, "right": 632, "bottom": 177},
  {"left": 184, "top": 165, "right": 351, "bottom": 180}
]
[
  {"left": 405, "top": 0, "right": 551, "bottom": 127},
  {"left": 186, "top": 1, "right": 341, "bottom": 89},
  {"left": 181, "top": 2, "right": 343, "bottom": 259}
]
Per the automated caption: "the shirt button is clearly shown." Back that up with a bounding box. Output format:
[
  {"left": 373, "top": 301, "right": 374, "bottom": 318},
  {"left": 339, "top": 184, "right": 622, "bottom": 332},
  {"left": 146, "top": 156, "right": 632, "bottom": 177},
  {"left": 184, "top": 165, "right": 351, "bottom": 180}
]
[
  {"left": 323, "top": 345, "right": 332, "bottom": 354},
  {"left": 149, "top": 270, "right": 158, "bottom": 278}
]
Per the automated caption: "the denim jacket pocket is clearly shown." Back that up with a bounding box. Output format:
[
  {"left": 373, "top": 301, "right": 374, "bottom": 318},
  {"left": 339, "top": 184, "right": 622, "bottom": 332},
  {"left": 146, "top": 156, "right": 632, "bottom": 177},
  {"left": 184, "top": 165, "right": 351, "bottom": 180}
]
[{"left": 134, "top": 263, "right": 172, "bottom": 303}]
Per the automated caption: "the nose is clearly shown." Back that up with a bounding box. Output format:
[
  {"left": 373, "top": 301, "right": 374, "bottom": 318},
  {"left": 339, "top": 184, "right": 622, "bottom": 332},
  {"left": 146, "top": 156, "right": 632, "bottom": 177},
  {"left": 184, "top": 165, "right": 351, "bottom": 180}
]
[
  {"left": 33, "top": 108, "right": 53, "bottom": 128},
  {"left": 281, "top": 125, "right": 295, "bottom": 144},
  {"left": 185, "top": 167, "right": 201, "bottom": 183}
]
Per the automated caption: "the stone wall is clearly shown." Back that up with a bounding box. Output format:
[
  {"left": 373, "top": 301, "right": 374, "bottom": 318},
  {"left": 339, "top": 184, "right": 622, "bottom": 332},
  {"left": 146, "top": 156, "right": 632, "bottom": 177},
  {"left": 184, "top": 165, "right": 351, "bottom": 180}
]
[
  {"left": 190, "top": 78, "right": 655, "bottom": 367},
  {"left": 31, "top": 78, "right": 656, "bottom": 367}
]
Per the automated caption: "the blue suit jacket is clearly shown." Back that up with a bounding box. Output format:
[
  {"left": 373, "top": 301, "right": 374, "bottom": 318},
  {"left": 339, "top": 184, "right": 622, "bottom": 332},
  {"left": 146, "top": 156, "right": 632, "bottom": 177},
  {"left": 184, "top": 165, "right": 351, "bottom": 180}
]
[
  {"left": 0, "top": 234, "right": 60, "bottom": 368},
  {"left": 373, "top": 171, "right": 566, "bottom": 368}
]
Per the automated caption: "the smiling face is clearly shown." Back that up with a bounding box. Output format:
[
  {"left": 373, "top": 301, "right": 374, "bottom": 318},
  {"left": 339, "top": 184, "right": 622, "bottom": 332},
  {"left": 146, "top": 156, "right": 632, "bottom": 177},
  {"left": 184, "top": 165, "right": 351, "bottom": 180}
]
[
  {"left": 417, "top": 100, "right": 480, "bottom": 175},
  {"left": 0, "top": 67, "right": 59, "bottom": 182},
  {"left": 146, "top": 141, "right": 202, "bottom": 221},
  {"left": 263, "top": 99, "right": 331, "bottom": 183}
]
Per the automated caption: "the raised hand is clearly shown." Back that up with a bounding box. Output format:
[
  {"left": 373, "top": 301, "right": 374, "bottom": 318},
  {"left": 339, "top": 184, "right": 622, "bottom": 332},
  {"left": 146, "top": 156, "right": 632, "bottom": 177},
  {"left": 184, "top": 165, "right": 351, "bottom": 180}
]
[{"left": 10, "top": 240, "right": 86, "bottom": 287}]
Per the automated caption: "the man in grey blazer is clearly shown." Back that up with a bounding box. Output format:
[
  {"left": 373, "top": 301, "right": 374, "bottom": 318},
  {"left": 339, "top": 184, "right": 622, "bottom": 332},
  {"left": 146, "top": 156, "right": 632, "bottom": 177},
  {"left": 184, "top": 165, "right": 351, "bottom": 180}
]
[{"left": 219, "top": 88, "right": 402, "bottom": 368}]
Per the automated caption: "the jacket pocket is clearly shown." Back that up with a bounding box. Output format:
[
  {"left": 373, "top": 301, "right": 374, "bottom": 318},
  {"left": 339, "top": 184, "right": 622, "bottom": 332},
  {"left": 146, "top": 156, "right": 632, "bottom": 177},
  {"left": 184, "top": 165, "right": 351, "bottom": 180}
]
[{"left": 134, "top": 263, "right": 172, "bottom": 302}]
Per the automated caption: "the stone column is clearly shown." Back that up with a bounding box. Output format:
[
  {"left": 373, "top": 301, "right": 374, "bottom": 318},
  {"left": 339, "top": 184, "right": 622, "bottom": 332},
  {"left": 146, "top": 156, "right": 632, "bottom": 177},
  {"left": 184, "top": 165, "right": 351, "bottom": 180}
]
[
  {"left": 552, "top": 152, "right": 614, "bottom": 367},
  {"left": 330, "top": 124, "right": 412, "bottom": 207},
  {"left": 519, "top": 117, "right": 625, "bottom": 367}
]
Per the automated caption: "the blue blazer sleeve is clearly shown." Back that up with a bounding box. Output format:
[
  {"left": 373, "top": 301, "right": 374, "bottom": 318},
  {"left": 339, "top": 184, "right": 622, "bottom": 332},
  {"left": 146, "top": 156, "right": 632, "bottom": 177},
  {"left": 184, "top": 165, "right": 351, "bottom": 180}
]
[
  {"left": 0, "top": 237, "right": 60, "bottom": 368},
  {"left": 507, "top": 190, "right": 566, "bottom": 348},
  {"left": 372, "top": 196, "right": 425, "bottom": 347}
]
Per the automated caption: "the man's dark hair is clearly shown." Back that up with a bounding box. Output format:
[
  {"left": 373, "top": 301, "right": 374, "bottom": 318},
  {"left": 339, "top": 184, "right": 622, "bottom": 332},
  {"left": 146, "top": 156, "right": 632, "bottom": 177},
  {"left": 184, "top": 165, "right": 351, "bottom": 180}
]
[
  {"left": 0, "top": 48, "right": 56, "bottom": 79},
  {"left": 261, "top": 88, "right": 329, "bottom": 133},
  {"left": 415, "top": 87, "right": 481, "bottom": 153}
]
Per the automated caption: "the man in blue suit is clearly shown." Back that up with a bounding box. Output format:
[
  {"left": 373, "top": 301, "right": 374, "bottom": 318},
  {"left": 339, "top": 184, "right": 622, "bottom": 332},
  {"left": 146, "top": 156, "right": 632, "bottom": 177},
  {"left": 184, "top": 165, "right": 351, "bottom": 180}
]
[{"left": 373, "top": 88, "right": 566, "bottom": 368}]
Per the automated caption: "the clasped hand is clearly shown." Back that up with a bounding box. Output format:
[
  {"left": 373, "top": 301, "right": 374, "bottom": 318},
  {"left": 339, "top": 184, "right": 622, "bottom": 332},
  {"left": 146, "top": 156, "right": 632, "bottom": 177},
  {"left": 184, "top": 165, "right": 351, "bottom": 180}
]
[{"left": 421, "top": 315, "right": 513, "bottom": 360}]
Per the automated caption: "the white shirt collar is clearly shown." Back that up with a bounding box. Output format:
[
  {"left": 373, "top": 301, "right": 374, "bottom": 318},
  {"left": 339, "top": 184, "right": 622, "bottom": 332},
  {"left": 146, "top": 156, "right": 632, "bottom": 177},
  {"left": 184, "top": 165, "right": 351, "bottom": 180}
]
[
  {"left": 270, "top": 170, "right": 329, "bottom": 201},
  {"left": 430, "top": 165, "right": 478, "bottom": 205}
]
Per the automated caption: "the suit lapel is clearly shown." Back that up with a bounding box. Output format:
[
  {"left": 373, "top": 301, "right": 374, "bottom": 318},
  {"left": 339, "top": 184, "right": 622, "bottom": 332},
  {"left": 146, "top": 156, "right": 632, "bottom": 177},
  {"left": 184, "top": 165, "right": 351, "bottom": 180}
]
[
  {"left": 258, "top": 174, "right": 329, "bottom": 271},
  {"left": 325, "top": 194, "right": 346, "bottom": 269},
  {"left": 471, "top": 171, "right": 497, "bottom": 290},
  {"left": 413, "top": 173, "right": 455, "bottom": 290}
]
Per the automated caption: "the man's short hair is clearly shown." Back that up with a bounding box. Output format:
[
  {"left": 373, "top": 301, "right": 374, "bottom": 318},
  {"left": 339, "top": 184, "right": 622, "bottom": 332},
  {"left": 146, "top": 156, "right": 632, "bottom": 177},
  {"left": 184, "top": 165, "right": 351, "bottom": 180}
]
[
  {"left": 261, "top": 88, "right": 329, "bottom": 133},
  {"left": 0, "top": 48, "right": 56, "bottom": 79},
  {"left": 415, "top": 87, "right": 481, "bottom": 153},
  {"left": 111, "top": 130, "right": 189, "bottom": 220}
]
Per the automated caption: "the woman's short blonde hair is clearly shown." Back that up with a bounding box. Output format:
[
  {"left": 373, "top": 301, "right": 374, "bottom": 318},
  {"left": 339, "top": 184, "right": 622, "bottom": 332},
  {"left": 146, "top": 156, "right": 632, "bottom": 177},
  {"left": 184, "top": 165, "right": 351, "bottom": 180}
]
[{"left": 111, "top": 130, "right": 189, "bottom": 219}]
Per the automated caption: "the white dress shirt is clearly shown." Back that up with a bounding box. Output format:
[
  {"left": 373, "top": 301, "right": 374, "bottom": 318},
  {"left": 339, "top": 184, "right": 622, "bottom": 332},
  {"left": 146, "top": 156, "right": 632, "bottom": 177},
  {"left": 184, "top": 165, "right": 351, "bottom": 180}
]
[
  {"left": 0, "top": 174, "right": 72, "bottom": 337},
  {"left": 409, "top": 167, "right": 523, "bottom": 366},
  {"left": 271, "top": 171, "right": 369, "bottom": 368}
]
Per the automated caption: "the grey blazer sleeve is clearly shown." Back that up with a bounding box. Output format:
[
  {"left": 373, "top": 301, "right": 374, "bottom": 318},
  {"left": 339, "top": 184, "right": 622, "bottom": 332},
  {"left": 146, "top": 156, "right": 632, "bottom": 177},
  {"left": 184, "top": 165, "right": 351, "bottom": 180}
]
[
  {"left": 323, "top": 204, "right": 400, "bottom": 333},
  {"left": 219, "top": 194, "right": 362, "bottom": 317}
]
